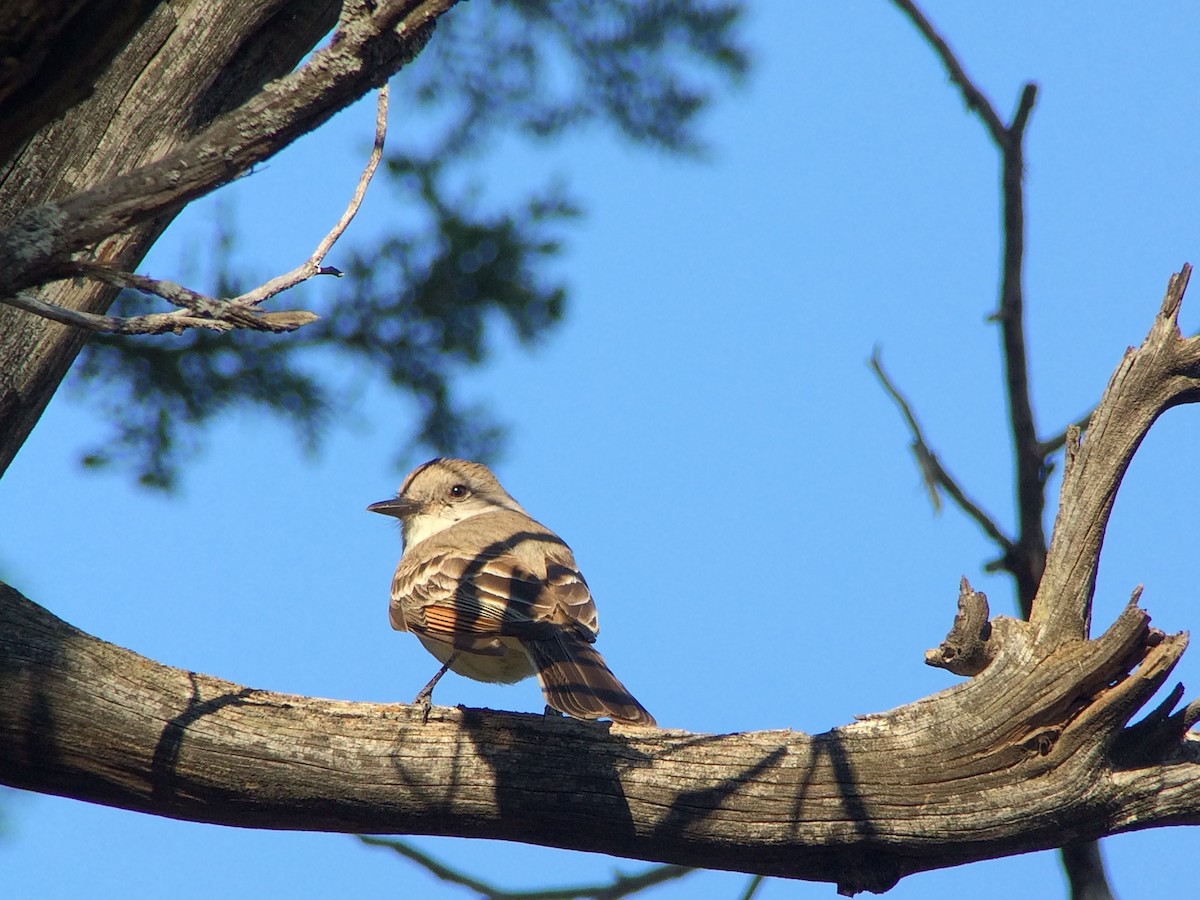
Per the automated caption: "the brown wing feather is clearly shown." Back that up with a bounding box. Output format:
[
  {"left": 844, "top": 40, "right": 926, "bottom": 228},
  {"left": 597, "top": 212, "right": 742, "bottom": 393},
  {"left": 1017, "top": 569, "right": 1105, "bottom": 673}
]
[{"left": 393, "top": 546, "right": 586, "bottom": 644}]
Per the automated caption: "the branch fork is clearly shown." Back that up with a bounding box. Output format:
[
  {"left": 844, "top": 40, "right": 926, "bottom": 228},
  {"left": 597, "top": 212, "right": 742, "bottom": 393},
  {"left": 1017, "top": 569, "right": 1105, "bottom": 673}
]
[
  {"left": 2, "top": 85, "right": 392, "bottom": 337},
  {"left": 923, "top": 265, "right": 1199, "bottom": 787}
]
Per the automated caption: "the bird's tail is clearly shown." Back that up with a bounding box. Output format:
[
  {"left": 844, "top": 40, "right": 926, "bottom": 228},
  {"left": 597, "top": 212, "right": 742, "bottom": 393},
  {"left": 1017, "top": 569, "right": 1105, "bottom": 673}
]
[{"left": 528, "top": 634, "right": 656, "bottom": 727}]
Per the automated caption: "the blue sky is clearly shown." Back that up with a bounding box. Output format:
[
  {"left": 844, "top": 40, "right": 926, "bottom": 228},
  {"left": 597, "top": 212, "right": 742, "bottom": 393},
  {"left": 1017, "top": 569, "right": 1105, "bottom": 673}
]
[{"left": 3, "top": 3, "right": 1199, "bottom": 898}]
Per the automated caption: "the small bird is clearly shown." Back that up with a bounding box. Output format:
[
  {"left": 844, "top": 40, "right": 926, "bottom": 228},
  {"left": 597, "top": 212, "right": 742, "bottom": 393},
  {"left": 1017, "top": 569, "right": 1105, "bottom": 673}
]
[{"left": 368, "top": 458, "right": 656, "bottom": 727}]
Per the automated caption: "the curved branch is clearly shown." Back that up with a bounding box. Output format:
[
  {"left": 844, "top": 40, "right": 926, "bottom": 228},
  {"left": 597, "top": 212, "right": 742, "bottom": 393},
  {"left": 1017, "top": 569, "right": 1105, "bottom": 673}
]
[
  {"left": 3, "top": 575, "right": 1197, "bottom": 897},
  {"left": 1031, "top": 266, "right": 1198, "bottom": 642}
]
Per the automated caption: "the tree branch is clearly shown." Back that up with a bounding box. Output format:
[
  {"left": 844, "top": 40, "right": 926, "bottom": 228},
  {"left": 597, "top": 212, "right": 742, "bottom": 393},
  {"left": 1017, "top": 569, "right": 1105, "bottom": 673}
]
[
  {"left": 0, "top": 85, "right": 390, "bottom": 336},
  {"left": 0, "top": 0, "right": 455, "bottom": 300},
  {"left": 888, "top": 0, "right": 1007, "bottom": 141},
  {"left": 236, "top": 82, "right": 391, "bottom": 308},
  {"left": 888, "top": 0, "right": 1043, "bottom": 612},
  {"left": 889, "top": 5, "right": 1096, "bottom": 891},
  {"left": 869, "top": 349, "right": 1015, "bottom": 554},
  {"left": 0, "top": 0, "right": 439, "bottom": 481},
  {"left": 994, "top": 80, "right": 1044, "bottom": 617},
  {"left": 359, "top": 836, "right": 694, "bottom": 900},
  {"left": 3, "top": 496, "right": 1197, "bottom": 895},
  {"left": 1, "top": 289, "right": 315, "bottom": 335},
  {"left": 1031, "top": 266, "right": 1198, "bottom": 642}
]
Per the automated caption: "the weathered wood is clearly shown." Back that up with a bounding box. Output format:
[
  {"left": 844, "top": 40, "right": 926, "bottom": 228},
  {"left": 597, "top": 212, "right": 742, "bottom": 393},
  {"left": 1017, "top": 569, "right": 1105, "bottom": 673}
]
[
  {"left": 0, "top": 0, "right": 448, "bottom": 478},
  {"left": 2, "top": 577, "right": 1197, "bottom": 896}
]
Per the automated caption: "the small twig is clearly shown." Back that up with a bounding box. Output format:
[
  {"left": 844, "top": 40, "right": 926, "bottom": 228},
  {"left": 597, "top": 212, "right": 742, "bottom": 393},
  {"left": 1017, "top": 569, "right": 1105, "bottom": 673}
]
[
  {"left": 70, "top": 262, "right": 220, "bottom": 312},
  {"left": 870, "top": 348, "right": 1015, "bottom": 555},
  {"left": 738, "top": 874, "right": 767, "bottom": 900},
  {"left": 358, "top": 835, "right": 694, "bottom": 900},
  {"left": 237, "top": 83, "right": 390, "bottom": 307},
  {"left": 0, "top": 85, "right": 390, "bottom": 337},
  {"left": 889, "top": 0, "right": 1007, "bottom": 141},
  {"left": 1039, "top": 408, "right": 1095, "bottom": 457}
]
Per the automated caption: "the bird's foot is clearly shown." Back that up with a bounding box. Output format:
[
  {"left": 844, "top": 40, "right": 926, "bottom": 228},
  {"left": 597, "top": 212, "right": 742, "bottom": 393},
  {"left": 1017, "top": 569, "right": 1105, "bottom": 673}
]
[{"left": 411, "top": 653, "right": 459, "bottom": 723}]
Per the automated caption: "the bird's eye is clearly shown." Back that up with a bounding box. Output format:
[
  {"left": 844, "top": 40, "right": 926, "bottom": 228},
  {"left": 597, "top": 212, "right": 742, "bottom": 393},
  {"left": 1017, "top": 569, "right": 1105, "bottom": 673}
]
[{"left": 449, "top": 484, "right": 468, "bottom": 499}]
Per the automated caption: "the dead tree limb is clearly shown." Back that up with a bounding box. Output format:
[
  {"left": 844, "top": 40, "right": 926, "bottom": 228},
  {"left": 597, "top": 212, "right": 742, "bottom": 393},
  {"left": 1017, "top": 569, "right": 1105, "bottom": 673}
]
[{"left": 3, "top": 270, "right": 1198, "bottom": 895}]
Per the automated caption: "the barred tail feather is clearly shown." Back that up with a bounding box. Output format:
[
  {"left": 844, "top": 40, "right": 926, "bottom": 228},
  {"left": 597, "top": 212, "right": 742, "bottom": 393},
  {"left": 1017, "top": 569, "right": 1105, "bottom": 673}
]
[{"left": 528, "top": 634, "right": 656, "bottom": 727}]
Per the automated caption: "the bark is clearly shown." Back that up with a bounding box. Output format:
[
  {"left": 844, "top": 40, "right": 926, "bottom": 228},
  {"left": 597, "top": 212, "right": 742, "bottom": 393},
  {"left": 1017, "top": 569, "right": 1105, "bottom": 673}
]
[
  {"left": 3, "top": 272, "right": 1199, "bottom": 895},
  {"left": 1, "top": 579, "right": 1196, "bottom": 896},
  {"left": 0, "top": 0, "right": 452, "bottom": 478}
]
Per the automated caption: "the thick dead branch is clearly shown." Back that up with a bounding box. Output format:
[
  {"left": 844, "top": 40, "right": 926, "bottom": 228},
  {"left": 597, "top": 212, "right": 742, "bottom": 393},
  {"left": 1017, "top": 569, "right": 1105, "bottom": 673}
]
[
  {"left": 3, "top": 568, "right": 1198, "bottom": 897},
  {"left": 1031, "top": 266, "right": 1198, "bottom": 643}
]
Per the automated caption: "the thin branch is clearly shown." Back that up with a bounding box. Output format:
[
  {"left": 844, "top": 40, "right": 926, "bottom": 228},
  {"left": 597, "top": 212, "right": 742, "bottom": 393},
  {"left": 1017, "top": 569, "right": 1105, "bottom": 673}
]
[
  {"left": 870, "top": 348, "right": 1015, "bottom": 555},
  {"left": 0, "top": 85, "right": 392, "bottom": 337},
  {"left": 4, "top": 290, "right": 228, "bottom": 335},
  {"left": 994, "top": 79, "right": 1044, "bottom": 619},
  {"left": 889, "top": 0, "right": 1044, "bottom": 610},
  {"left": 237, "top": 84, "right": 390, "bottom": 307},
  {"left": 4, "top": 289, "right": 317, "bottom": 335},
  {"left": 737, "top": 874, "right": 767, "bottom": 900},
  {"left": 888, "top": 0, "right": 1007, "bottom": 141},
  {"left": 358, "top": 836, "right": 694, "bottom": 900}
]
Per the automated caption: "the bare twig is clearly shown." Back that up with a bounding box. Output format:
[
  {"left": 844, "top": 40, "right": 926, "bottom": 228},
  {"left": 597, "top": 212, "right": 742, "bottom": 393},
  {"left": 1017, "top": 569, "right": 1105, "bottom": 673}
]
[
  {"left": 5, "top": 290, "right": 228, "bottom": 334},
  {"left": 1039, "top": 408, "right": 1094, "bottom": 457},
  {"left": 358, "top": 835, "right": 694, "bottom": 899},
  {"left": 738, "top": 874, "right": 767, "bottom": 900},
  {"left": 1, "top": 85, "right": 391, "bottom": 337},
  {"left": 870, "top": 349, "right": 1015, "bottom": 554},
  {"left": 889, "top": 0, "right": 1008, "bottom": 141},
  {"left": 237, "top": 84, "right": 390, "bottom": 307}
]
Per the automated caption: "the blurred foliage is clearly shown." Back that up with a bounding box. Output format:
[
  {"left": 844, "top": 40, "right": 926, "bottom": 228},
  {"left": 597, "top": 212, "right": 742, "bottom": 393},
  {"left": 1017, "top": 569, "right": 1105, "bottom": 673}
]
[{"left": 70, "top": 0, "right": 749, "bottom": 489}]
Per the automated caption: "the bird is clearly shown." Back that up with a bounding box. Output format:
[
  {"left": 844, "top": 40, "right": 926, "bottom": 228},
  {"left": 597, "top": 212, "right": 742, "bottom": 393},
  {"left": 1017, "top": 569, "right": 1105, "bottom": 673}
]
[{"left": 367, "top": 458, "right": 656, "bottom": 727}]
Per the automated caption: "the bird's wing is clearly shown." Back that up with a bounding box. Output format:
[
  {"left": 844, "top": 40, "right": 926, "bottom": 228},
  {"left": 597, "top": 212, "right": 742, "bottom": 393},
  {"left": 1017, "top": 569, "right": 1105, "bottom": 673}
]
[{"left": 392, "top": 544, "right": 599, "bottom": 647}]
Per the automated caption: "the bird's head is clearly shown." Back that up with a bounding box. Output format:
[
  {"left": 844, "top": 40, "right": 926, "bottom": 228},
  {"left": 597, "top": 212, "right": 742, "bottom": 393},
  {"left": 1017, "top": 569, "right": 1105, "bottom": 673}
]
[{"left": 367, "top": 458, "right": 526, "bottom": 548}]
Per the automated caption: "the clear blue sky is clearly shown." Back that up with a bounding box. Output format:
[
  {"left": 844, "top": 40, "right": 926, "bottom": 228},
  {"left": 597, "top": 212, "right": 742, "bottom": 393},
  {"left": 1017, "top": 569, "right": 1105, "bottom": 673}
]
[{"left": 3, "top": 3, "right": 1198, "bottom": 897}]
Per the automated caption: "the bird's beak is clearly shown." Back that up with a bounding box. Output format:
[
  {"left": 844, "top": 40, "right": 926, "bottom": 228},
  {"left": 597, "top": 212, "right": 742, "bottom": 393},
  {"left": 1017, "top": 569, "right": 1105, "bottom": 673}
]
[{"left": 367, "top": 497, "right": 422, "bottom": 519}]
